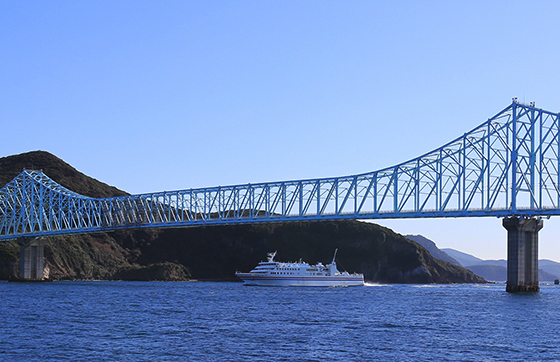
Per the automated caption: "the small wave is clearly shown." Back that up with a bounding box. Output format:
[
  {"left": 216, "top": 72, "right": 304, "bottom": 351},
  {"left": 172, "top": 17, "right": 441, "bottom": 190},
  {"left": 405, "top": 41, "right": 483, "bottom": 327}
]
[{"left": 364, "top": 282, "right": 388, "bottom": 287}]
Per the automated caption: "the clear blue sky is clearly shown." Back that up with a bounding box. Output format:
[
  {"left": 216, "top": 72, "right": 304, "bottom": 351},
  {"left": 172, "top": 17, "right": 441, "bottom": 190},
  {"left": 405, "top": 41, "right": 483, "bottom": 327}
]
[{"left": 2, "top": 1, "right": 560, "bottom": 261}]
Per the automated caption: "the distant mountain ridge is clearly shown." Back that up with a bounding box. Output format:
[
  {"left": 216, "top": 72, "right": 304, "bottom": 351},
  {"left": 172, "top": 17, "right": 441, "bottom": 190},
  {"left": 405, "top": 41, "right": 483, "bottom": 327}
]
[
  {"left": 441, "top": 248, "right": 483, "bottom": 267},
  {"left": 540, "top": 260, "right": 560, "bottom": 277},
  {"left": 408, "top": 235, "right": 560, "bottom": 282},
  {"left": 405, "top": 235, "right": 461, "bottom": 266}
]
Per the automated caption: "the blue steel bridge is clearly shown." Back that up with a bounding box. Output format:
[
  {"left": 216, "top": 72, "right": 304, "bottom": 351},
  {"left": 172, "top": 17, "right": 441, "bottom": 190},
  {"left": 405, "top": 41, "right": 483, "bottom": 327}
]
[
  {"left": 2, "top": 99, "right": 559, "bottom": 238},
  {"left": 2, "top": 99, "right": 559, "bottom": 291}
]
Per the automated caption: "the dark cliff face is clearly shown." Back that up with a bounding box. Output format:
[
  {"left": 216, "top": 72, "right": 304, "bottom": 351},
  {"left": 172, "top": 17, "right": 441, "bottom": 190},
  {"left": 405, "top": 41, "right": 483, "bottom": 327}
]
[
  {"left": 0, "top": 241, "right": 19, "bottom": 278},
  {"left": 0, "top": 151, "right": 485, "bottom": 283},
  {"left": 118, "top": 221, "right": 484, "bottom": 283}
]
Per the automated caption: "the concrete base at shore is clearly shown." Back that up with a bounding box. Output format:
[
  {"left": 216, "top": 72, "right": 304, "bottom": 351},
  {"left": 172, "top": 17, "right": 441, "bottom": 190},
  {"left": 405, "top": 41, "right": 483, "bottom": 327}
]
[
  {"left": 505, "top": 284, "right": 539, "bottom": 293},
  {"left": 18, "top": 237, "right": 48, "bottom": 281}
]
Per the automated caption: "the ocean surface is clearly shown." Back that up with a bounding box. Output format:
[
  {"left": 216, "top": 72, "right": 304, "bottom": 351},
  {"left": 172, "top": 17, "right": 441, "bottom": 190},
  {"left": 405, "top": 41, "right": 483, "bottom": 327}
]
[{"left": 1, "top": 281, "right": 560, "bottom": 361}]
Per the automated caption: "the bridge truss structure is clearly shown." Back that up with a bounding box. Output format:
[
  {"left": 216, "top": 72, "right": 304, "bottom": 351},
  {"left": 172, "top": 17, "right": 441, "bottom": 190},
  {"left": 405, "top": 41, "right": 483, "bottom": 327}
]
[{"left": 1, "top": 100, "right": 560, "bottom": 240}]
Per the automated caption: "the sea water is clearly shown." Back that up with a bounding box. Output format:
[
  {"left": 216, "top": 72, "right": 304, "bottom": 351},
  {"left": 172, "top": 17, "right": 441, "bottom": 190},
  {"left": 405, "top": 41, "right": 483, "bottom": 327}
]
[{"left": 1, "top": 281, "right": 559, "bottom": 361}]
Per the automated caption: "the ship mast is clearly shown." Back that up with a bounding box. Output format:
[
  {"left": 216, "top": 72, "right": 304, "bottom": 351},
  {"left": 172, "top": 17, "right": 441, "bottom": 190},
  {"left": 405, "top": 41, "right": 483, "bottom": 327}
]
[{"left": 267, "top": 251, "right": 277, "bottom": 262}]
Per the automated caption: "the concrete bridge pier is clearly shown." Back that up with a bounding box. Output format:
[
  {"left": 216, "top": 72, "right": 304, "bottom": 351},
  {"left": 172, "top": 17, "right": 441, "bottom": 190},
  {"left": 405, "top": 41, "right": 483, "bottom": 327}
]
[
  {"left": 503, "top": 217, "right": 542, "bottom": 292},
  {"left": 17, "top": 238, "right": 48, "bottom": 281}
]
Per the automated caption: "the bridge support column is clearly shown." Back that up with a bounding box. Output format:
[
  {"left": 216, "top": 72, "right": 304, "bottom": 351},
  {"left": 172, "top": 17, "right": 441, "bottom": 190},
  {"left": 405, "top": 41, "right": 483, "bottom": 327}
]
[
  {"left": 17, "top": 238, "right": 48, "bottom": 280},
  {"left": 503, "top": 217, "right": 542, "bottom": 292}
]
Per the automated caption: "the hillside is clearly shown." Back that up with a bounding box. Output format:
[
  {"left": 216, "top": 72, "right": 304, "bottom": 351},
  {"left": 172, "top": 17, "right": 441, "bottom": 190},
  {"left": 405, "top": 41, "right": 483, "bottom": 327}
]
[
  {"left": 540, "top": 260, "right": 560, "bottom": 277},
  {"left": 0, "top": 150, "right": 127, "bottom": 198},
  {"left": 441, "top": 248, "right": 483, "bottom": 266},
  {"left": 405, "top": 235, "right": 461, "bottom": 266},
  {"left": 0, "top": 151, "right": 485, "bottom": 284}
]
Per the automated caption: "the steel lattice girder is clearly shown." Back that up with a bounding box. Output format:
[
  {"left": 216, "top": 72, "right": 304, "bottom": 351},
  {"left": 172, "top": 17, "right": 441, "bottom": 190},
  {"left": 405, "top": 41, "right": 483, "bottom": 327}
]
[{"left": 1, "top": 101, "right": 560, "bottom": 240}]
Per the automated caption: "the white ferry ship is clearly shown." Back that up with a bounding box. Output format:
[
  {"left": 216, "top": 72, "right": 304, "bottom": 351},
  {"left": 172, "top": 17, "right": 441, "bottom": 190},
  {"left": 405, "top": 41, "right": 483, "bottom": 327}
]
[{"left": 235, "top": 250, "right": 364, "bottom": 287}]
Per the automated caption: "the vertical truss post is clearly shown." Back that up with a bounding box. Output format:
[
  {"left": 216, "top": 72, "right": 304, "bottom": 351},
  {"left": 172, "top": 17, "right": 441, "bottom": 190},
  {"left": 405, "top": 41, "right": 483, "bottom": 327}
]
[
  {"left": 511, "top": 101, "right": 518, "bottom": 213},
  {"left": 486, "top": 120, "right": 491, "bottom": 210},
  {"left": 438, "top": 148, "right": 442, "bottom": 211},
  {"left": 265, "top": 185, "right": 270, "bottom": 218},
  {"left": 335, "top": 178, "right": 339, "bottom": 216},
  {"left": 353, "top": 176, "right": 357, "bottom": 215},
  {"left": 558, "top": 112, "right": 560, "bottom": 209},
  {"left": 414, "top": 160, "right": 420, "bottom": 213},
  {"left": 373, "top": 172, "right": 378, "bottom": 214},
  {"left": 393, "top": 167, "right": 398, "bottom": 213},
  {"left": 462, "top": 135, "right": 466, "bottom": 211},
  {"left": 316, "top": 181, "right": 321, "bottom": 216},
  {"left": 538, "top": 110, "right": 543, "bottom": 209},
  {"left": 530, "top": 108, "right": 536, "bottom": 210},
  {"left": 281, "top": 183, "right": 286, "bottom": 217},
  {"left": 299, "top": 182, "right": 303, "bottom": 217}
]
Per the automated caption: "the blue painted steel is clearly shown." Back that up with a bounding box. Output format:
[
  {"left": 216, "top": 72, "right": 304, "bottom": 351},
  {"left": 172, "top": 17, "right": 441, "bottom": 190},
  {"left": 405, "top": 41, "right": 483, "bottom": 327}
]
[{"left": 1, "top": 100, "right": 560, "bottom": 240}]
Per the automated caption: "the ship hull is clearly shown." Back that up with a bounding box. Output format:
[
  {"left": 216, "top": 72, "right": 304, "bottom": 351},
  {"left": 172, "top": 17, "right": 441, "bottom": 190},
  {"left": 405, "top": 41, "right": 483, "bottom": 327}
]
[{"left": 235, "top": 273, "right": 364, "bottom": 287}]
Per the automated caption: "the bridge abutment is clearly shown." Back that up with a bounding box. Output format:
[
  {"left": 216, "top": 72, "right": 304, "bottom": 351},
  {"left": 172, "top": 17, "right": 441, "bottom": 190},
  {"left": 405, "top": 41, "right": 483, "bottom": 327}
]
[
  {"left": 503, "top": 217, "right": 542, "bottom": 292},
  {"left": 17, "top": 238, "right": 48, "bottom": 281}
]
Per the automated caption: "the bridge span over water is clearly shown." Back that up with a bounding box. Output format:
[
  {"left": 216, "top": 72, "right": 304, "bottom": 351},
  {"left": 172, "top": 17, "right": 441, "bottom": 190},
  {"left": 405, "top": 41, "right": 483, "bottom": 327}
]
[{"left": 2, "top": 100, "right": 559, "bottom": 291}]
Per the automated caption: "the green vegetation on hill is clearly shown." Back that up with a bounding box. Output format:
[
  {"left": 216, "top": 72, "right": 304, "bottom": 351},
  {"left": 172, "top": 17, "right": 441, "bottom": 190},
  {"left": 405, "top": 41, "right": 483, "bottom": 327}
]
[
  {"left": 0, "top": 150, "right": 127, "bottom": 198},
  {"left": 0, "top": 151, "right": 485, "bottom": 284}
]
